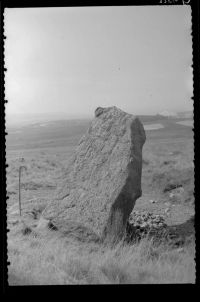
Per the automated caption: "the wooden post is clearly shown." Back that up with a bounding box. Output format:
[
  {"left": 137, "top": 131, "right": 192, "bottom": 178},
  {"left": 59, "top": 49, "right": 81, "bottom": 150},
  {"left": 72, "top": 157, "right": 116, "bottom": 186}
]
[
  {"left": 18, "top": 161, "right": 26, "bottom": 217},
  {"left": 19, "top": 167, "right": 22, "bottom": 217}
]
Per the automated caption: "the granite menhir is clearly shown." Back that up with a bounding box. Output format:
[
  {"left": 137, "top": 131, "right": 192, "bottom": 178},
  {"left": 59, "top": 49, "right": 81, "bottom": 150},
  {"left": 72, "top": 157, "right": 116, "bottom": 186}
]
[{"left": 42, "top": 106, "right": 146, "bottom": 242}]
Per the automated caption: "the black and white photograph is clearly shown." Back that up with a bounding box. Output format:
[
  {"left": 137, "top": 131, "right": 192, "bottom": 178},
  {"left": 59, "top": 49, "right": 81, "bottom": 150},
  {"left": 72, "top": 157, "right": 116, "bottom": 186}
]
[{"left": 4, "top": 4, "right": 195, "bottom": 285}]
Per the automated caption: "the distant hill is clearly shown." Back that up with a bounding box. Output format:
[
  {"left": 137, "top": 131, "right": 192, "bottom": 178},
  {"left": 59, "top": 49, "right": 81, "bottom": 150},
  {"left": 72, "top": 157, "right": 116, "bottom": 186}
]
[
  {"left": 137, "top": 114, "right": 168, "bottom": 123},
  {"left": 6, "top": 113, "right": 92, "bottom": 127},
  {"left": 176, "top": 111, "right": 193, "bottom": 118},
  {"left": 158, "top": 110, "right": 193, "bottom": 119},
  {"left": 137, "top": 110, "right": 193, "bottom": 123},
  {"left": 159, "top": 111, "right": 178, "bottom": 118}
]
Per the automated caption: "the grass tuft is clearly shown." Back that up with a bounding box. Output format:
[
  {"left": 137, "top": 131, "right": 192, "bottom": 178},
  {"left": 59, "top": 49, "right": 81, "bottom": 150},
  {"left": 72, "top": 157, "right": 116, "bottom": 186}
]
[{"left": 8, "top": 229, "right": 195, "bottom": 285}]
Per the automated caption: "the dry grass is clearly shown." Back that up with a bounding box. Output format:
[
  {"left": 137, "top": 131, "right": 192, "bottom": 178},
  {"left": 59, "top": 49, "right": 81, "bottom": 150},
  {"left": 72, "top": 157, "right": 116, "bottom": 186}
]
[{"left": 8, "top": 227, "right": 195, "bottom": 285}]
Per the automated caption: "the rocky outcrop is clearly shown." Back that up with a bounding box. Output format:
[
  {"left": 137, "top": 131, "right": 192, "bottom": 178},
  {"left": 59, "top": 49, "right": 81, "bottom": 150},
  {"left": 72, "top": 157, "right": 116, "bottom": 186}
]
[
  {"left": 129, "top": 211, "right": 167, "bottom": 230},
  {"left": 42, "top": 106, "right": 146, "bottom": 242},
  {"left": 126, "top": 210, "right": 186, "bottom": 247}
]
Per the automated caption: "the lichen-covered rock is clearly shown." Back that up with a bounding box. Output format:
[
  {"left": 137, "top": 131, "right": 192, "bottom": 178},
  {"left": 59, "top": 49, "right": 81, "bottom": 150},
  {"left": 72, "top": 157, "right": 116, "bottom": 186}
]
[
  {"left": 128, "top": 211, "right": 167, "bottom": 230},
  {"left": 42, "top": 106, "right": 146, "bottom": 242},
  {"left": 127, "top": 211, "right": 194, "bottom": 247},
  {"left": 126, "top": 211, "right": 168, "bottom": 242}
]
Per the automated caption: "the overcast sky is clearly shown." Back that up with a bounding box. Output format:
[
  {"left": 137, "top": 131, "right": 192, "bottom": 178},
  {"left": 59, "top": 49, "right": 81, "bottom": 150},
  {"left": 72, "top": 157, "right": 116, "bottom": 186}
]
[{"left": 5, "top": 6, "right": 193, "bottom": 119}]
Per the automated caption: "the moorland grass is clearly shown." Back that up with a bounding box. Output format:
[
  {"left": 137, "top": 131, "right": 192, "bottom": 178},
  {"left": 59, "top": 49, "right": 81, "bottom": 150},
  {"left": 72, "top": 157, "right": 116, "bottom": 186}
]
[
  {"left": 8, "top": 225, "right": 195, "bottom": 285},
  {"left": 7, "top": 119, "right": 195, "bottom": 285}
]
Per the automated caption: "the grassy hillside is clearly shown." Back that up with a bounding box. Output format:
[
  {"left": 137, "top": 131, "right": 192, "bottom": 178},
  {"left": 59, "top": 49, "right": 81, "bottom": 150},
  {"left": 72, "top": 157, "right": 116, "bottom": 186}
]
[{"left": 6, "top": 117, "right": 195, "bottom": 284}]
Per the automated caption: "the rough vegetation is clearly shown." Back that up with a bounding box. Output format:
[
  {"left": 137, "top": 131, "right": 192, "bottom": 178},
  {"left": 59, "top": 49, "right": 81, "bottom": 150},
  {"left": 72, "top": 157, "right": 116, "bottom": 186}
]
[
  {"left": 8, "top": 227, "right": 195, "bottom": 285},
  {"left": 7, "top": 111, "right": 195, "bottom": 284}
]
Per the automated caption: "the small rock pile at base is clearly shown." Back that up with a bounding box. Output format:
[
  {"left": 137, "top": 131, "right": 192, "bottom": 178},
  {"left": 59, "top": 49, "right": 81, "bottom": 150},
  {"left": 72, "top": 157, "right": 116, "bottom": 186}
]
[
  {"left": 126, "top": 211, "right": 187, "bottom": 247},
  {"left": 127, "top": 211, "right": 167, "bottom": 240},
  {"left": 129, "top": 211, "right": 167, "bottom": 229}
]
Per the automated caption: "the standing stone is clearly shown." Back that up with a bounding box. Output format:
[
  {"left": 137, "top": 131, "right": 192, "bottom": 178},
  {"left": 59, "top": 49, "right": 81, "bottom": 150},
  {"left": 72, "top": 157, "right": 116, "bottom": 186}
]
[{"left": 42, "top": 106, "right": 146, "bottom": 242}]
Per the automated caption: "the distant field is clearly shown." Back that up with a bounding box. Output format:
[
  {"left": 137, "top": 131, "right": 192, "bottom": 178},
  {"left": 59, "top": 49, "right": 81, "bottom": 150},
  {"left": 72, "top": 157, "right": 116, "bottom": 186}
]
[
  {"left": 144, "top": 123, "right": 164, "bottom": 130},
  {"left": 6, "top": 117, "right": 195, "bottom": 284},
  {"left": 6, "top": 119, "right": 90, "bottom": 151},
  {"left": 176, "top": 120, "right": 193, "bottom": 127},
  {"left": 6, "top": 117, "right": 193, "bottom": 151}
]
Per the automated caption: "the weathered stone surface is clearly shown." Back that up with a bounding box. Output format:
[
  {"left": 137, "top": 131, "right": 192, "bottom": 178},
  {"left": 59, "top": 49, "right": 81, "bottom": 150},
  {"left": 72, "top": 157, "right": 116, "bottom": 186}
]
[{"left": 42, "top": 106, "right": 146, "bottom": 242}]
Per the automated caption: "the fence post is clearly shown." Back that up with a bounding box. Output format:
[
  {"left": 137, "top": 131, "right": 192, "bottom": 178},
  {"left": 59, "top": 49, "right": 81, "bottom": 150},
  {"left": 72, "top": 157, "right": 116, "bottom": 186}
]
[
  {"left": 19, "top": 166, "right": 22, "bottom": 216},
  {"left": 18, "top": 157, "right": 27, "bottom": 217}
]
